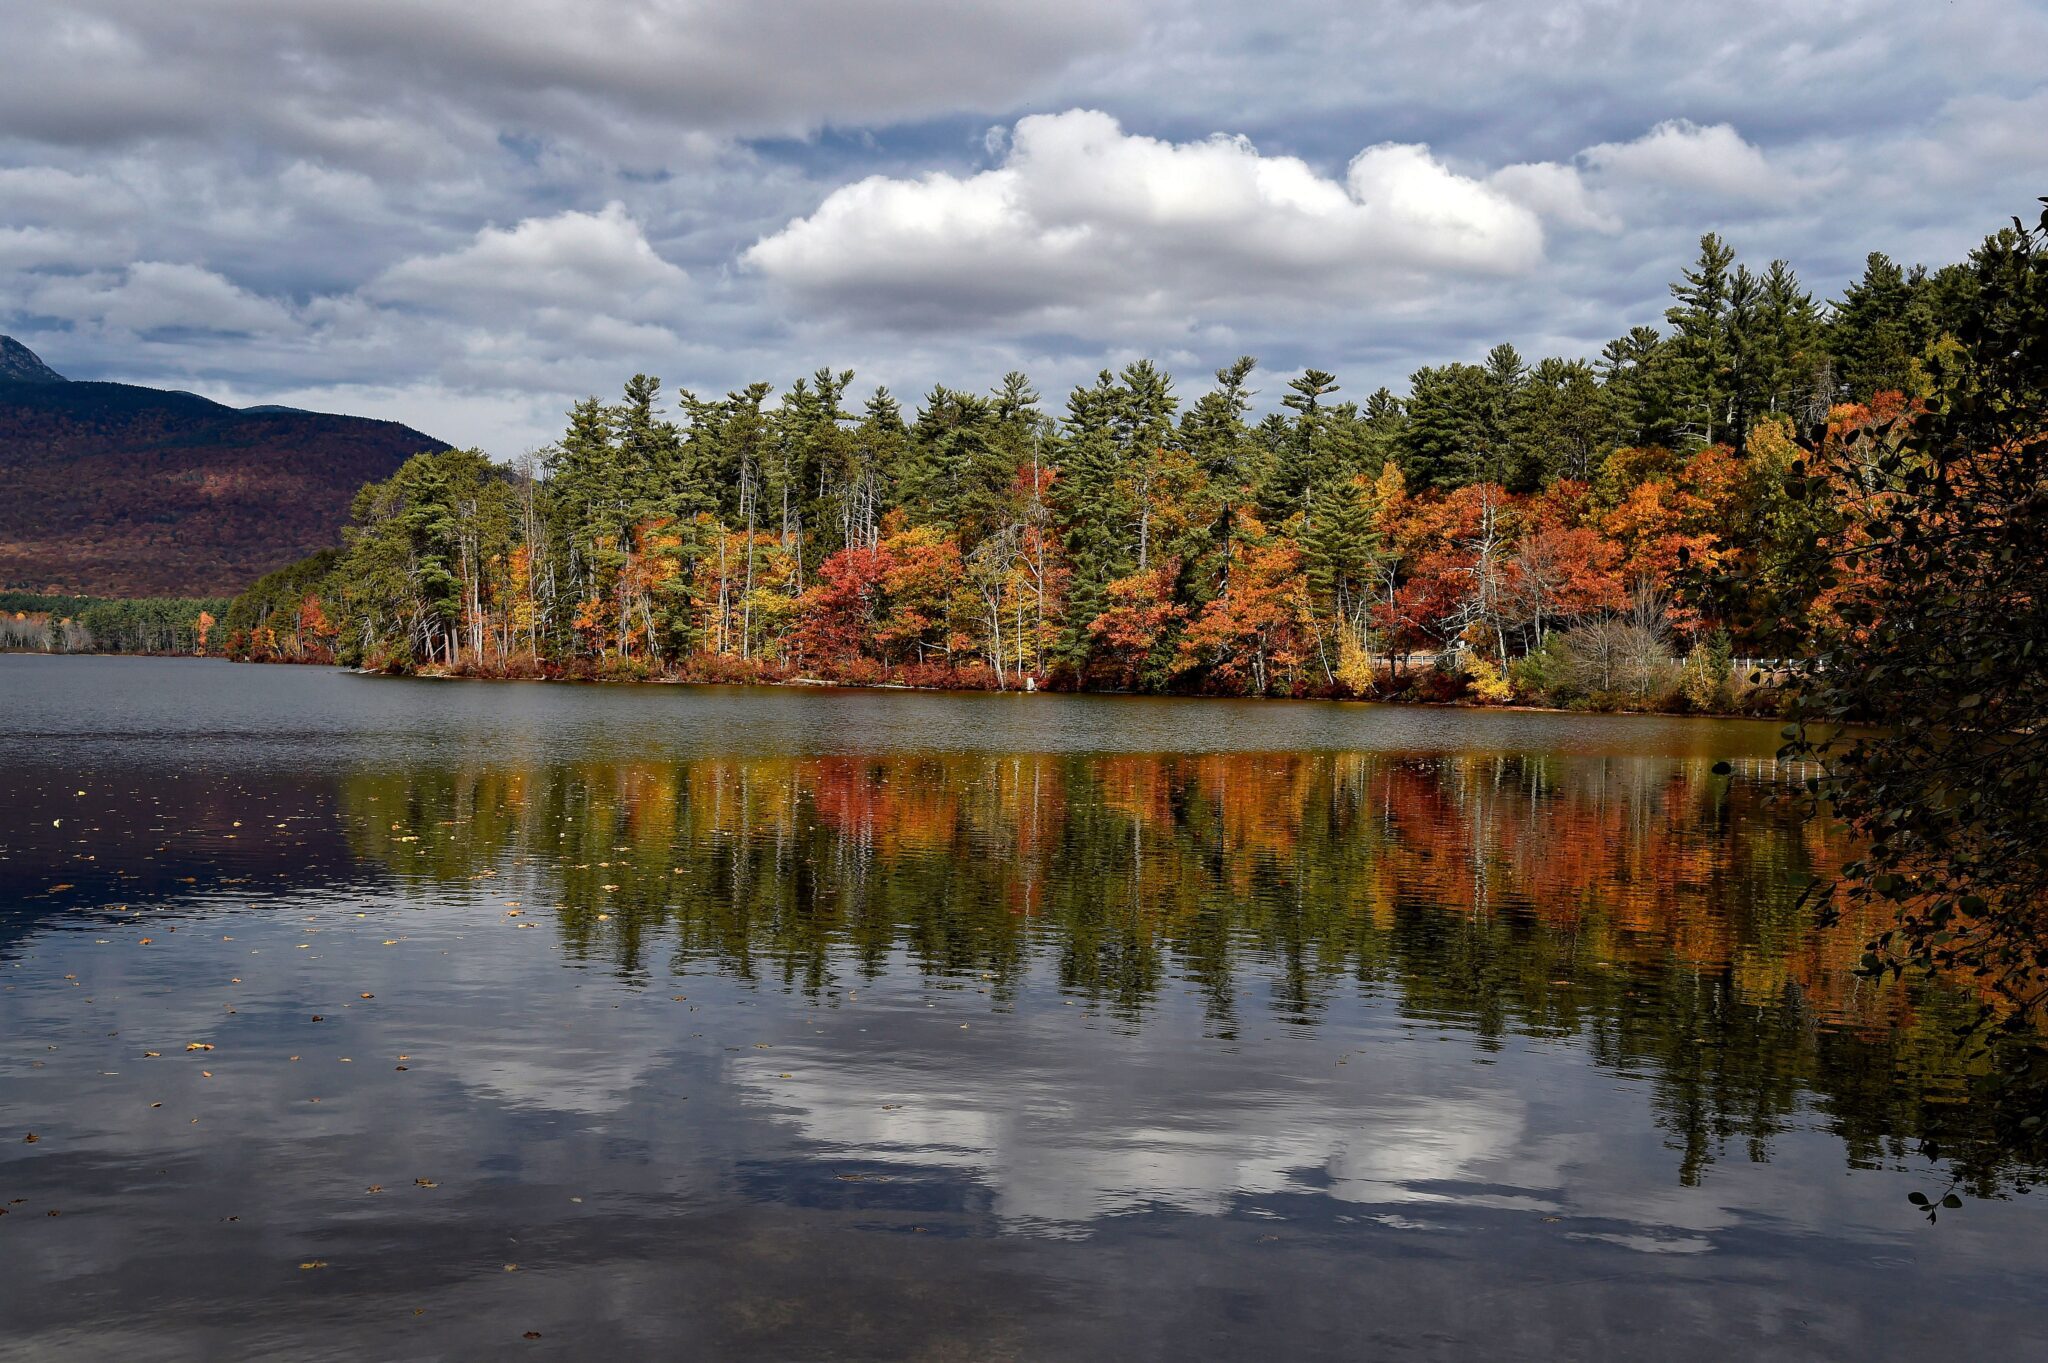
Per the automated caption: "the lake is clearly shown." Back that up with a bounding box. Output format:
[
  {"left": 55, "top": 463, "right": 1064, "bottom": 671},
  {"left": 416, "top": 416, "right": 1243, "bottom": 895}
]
[{"left": 2, "top": 654, "right": 2042, "bottom": 1360}]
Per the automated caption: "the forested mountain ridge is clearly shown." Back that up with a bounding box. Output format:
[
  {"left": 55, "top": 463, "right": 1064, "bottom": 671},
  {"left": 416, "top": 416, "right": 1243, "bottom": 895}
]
[{"left": 0, "top": 338, "right": 447, "bottom": 596}]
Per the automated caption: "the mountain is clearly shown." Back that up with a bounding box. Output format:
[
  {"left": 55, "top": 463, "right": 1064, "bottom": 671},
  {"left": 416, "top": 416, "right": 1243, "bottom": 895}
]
[
  {"left": 0, "top": 337, "right": 447, "bottom": 597},
  {"left": 0, "top": 335, "right": 65, "bottom": 384}
]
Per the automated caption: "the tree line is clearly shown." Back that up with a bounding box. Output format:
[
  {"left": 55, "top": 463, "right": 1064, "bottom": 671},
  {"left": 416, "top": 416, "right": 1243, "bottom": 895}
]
[
  {"left": 1, "top": 593, "right": 225, "bottom": 655},
  {"left": 223, "top": 216, "right": 2035, "bottom": 713}
]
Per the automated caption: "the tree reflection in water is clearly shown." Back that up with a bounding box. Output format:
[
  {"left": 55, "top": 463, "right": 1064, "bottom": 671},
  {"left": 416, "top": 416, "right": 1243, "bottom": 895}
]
[{"left": 341, "top": 750, "right": 2038, "bottom": 1196}]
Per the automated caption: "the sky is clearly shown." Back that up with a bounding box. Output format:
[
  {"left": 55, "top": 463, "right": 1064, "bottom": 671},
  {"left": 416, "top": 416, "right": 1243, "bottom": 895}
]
[{"left": 2, "top": 0, "right": 2044, "bottom": 455}]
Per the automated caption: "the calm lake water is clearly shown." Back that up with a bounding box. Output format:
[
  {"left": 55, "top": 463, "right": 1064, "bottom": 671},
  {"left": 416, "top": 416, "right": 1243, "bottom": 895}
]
[{"left": 2, "top": 654, "right": 2043, "bottom": 1360}]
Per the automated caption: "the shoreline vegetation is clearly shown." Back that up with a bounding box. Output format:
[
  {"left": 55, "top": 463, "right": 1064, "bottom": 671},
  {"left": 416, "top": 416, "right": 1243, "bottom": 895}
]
[
  {"left": 1, "top": 592, "right": 225, "bottom": 655},
  {"left": 4, "top": 647, "right": 1786, "bottom": 721},
  {"left": 213, "top": 221, "right": 1946, "bottom": 720},
  {"left": 17, "top": 213, "right": 2024, "bottom": 724},
  {"left": 0, "top": 643, "right": 1784, "bottom": 719}
]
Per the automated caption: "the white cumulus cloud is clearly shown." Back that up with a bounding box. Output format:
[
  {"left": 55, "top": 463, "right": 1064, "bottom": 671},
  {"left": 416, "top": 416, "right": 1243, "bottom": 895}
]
[
  {"left": 370, "top": 202, "right": 690, "bottom": 322},
  {"left": 1582, "top": 120, "right": 1787, "bottom": 201},
  {"left": 744, "top": 110, "right": 1553, "bottom": 333}
]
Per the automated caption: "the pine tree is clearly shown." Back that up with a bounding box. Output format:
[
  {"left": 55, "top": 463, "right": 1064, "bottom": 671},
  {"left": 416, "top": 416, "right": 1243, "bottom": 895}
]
[
  {"left": 1397, "top": 362, "right": 1491, "bottom": 490},
  {"left": 1598, "top": 326, "right": 1676, "bottom": 449},
  {"left": 1521, "top": 357, "right": 1613, "bottom": 485},
  {"left": 1829, "top": 251, "right": 1924, "bottom": 399},
  {"left": 1261, "top": 368, "right": 1341, "bottom": 517},
  {"left": 1664, "top": 233, "right": 1737, "bottom": 446}
]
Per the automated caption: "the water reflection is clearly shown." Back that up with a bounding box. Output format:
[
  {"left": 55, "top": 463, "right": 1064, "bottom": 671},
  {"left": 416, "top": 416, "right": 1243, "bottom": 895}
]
[
  {"left": 3, "top": 661, "right": 2044, "bottom": 1361},
  {"left": 325, "top": 750, "right": 2029, "bottom": 1196}
]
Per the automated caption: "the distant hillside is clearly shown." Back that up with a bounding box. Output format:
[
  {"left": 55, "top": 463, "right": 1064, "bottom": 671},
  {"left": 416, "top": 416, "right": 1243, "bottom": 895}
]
[
  {"left": 0, "top": 335, "right": 64, "bottom": 384},
  {"left": 0, "top": 337, "right": 447, "bottom": 597}
]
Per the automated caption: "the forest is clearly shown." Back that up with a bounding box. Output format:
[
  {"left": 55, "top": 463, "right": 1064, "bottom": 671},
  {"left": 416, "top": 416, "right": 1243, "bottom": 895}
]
[
  {"left": 221, "top": 219, "right": 2032, "bottom": 712},
  {"left": 1, "top": 592, "right": 225, "bottom": 655}
]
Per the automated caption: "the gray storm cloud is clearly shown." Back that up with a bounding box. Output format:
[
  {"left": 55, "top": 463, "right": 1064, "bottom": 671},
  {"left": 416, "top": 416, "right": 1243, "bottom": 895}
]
[{"left": 1, "top": 0, "right": 2042, "bottom": 453}]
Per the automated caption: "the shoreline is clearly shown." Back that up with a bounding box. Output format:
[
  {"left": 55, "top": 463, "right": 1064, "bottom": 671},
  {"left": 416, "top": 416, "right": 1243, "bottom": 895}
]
[
  {"left": 1, "top": 647, "right": 1785, "bottom": 721},
  {"left": 345, "top": 658, "right": 1780, "bottom": 722}
]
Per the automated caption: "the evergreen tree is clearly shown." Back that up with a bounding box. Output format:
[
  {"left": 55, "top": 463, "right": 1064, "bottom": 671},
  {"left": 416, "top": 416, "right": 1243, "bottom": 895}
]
[
  {"left": 1050, "top": 372, "right": 1129, "bottom": 667},
  {"left": 1263, "top": 368, "right": 1341, "bottom": 517},
  {"left": 1480, "top": 342, "right": 1531, "bottom": 488},
  {"left": 1755, "top": 260, "right": 1829, "bottom": 432},
  {"left": 1598, "top": 325, "right": 1676, "bottom": 449},
  {"left": 1829, "top": 251, "right": 1925, "bottom": 399},
  {"left": 1521, "top": 357, "right": 1613, "bottom": 485},
  {"left": 1397, "top": 362, "right": 1491, "bottom": 489},
  {"left": 1664, "top": 233, "right": 1737, "bottom": 446}
]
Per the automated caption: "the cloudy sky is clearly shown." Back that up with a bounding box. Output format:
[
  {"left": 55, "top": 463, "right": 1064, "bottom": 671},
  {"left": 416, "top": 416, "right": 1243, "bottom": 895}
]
[{"left": 2, "top": 0, "right": 2044, "bottom": 453}]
